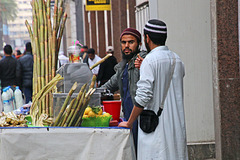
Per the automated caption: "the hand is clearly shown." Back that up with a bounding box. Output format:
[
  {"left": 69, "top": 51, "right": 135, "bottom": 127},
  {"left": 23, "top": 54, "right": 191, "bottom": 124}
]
[
  {"left": 134, "top": 54, "right": 144, "bottom": 69},
  {"left": 118, "top": 121, "right": 132, "bottom": 129}
]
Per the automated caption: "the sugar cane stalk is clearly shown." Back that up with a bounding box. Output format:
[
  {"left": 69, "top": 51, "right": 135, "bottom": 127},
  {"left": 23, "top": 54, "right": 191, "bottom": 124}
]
[
  {"left": 31, "top": 74, "right": 63, "bottom": 114},
  {"left": 63, "top": 84, "right": 87, "bottom": 127},
  {"left": 90, "top": 54, "right": 112, "bottom": 70},
  {"left": 43, "top": 1, "right": 49, "bottom": 114},
  {"left": 58, "top": 98, "right": 76, "bottom": 127},
  {"left": 33, "top": 4, "right": 41, "bottom": 95},
  {"left": 38, "top": 80, "right": 61, "bottom": 102},
  {"left": 90, "top": 75, "right": 97, "bottom": 89},
  {"left": 25, "top": 20, "right": 37, "bottom": 97},
  {"left": 52, "top": 0, "right": 58, "bottom": 78},
  {"left": 56, "top": 6, "right": 63, "bottom": 34},
  {"left": 68, "top": 91, "right": 86, "bottom": 126},
  {"left": 75, "top": 89, "right": 96, "bottom": 126},
  {"left": 57, "top": 12, "right": 67, "bottom": 55},
  {"left": 74, "top": 95, "right": 90, "bottom": 126},
  {"left": 30, "top": 1, "right": 38, "bottom": 97},
  {"left": 74, "top": 77, "right": 96, "bottom": 126},
  {"left": 25, "top": 20, "right": 33, "bottom": 42},
  {"left": 51, "top": 35, "right": 56, "bottom": 117},
  {"left": 54, "top": 82, "right": 78, "bottom": 126},
  {"left": 56, "top": 11, "right": 67, "bottom": 70},
  {"left": 47, "top": 3, "right": 52, "bottom": 115}
]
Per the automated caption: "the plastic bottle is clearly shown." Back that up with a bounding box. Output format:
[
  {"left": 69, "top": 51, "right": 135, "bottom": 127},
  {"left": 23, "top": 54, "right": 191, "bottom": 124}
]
[
  {"left": 0, "top": 90, "right": 2, "bottom": 112},
  {"left": 2, "top": 88, "right": 12, "bottom": 113},
  {"left": 8, "top": 86, "right": 16, "bottom": 110},
  {"left": 14, "top": 86, "right": 24, "bottom": 109},
  {"left": 6, "top": 87, "right": 13, "bottom": 110}
]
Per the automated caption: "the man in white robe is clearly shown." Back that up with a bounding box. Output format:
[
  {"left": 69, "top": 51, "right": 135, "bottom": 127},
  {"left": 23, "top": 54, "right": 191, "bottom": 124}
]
[
  {"left": 119, "top": 19, "right": 188, "bottom": 160},
  {"left": 87, "top": 48, "right": 102, "bottom": 75}
]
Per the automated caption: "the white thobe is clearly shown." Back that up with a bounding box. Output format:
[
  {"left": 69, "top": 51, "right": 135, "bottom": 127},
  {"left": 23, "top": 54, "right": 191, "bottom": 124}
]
[
  {"left": 88, "top": 55, "right": 102, "bottom": 75},
  {"left": 135, "top": 46, "right": 188, "bottom": 160}
]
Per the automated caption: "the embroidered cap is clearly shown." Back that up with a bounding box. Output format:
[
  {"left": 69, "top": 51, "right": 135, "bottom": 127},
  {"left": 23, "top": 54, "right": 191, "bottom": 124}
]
[{"left": 144, "top": 19, "right": 167, "bottom": 36}]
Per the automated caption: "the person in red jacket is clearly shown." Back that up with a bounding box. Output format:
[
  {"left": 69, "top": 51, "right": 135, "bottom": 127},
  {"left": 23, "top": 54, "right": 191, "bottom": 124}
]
[{"left": 15, "top": 50, "right": 22, "bottom": 59}]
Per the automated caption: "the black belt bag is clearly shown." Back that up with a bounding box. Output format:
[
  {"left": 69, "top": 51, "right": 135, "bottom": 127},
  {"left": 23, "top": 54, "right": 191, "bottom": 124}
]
[
  {"left": 140, "top": 53, "right": 176, "bottom": 134},
  {"left": 140, "top": 109, "right": 162, "bottom": 133}
]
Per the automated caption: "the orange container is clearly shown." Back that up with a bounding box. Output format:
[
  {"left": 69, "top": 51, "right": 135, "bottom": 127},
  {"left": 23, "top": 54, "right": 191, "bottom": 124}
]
[{"left": 102, "top": 101, "right": 121, "bottom": 122}]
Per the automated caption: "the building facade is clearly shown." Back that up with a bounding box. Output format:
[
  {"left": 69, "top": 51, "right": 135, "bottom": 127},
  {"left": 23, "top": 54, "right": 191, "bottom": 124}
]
[{"left": 8, "top": 0, "right": 32, "bottom": 51}]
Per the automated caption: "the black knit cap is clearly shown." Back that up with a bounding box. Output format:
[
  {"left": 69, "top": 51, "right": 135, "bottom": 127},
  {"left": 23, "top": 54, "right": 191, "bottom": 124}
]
[
  {"left": 144, "top": 19, "right": 167, "bottom": 37},
  {"left": 87, "top": 48, "right": 95, "bottom": 54},
  {"left": 82, "top": 45, "right": 88, "bottom": 49}
]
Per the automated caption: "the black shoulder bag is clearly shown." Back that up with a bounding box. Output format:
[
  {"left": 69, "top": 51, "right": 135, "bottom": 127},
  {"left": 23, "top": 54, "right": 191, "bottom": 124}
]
[{"left": 140, "top": 53, "right": 176, "bottom": 133}]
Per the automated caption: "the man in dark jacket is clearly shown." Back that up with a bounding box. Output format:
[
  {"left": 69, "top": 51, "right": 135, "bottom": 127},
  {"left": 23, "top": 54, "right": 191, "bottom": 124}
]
[
  {"left": 16, "top": 42, "right": 33, "bottom": 103},
  {"left": 97, "top": 46, "right": 118, "bottom": 87},
  {"left": 0, "top": 45, "right": 17, "bottom": 88},
  {"left": 101, "top": 28, "right": 147, "bottom": 155}
]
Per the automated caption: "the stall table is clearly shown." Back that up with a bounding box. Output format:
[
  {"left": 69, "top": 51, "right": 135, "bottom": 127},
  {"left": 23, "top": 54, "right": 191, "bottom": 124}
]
[{"left": 0, "top": 127, "right": 136, "bottom": 160}]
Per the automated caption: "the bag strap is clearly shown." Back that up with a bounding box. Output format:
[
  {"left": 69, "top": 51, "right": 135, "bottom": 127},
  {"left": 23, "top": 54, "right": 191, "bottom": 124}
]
[{"left": 157, "top": 53, "right": 176, "bottom": 116}]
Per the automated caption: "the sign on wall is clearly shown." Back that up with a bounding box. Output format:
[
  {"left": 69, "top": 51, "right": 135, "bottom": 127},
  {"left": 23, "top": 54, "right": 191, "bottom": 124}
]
[{"left": 86, "top": 0, "right": 111, "bottom": 11}]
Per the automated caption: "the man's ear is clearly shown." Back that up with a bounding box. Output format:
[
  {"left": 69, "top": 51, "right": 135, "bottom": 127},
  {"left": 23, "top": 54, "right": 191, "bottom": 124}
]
[
  {"left": 138, "top": 42, "right": 142, "bottom": 50},
  {"left": 146, "top": 34, "right": 150, "bottom": 43}
]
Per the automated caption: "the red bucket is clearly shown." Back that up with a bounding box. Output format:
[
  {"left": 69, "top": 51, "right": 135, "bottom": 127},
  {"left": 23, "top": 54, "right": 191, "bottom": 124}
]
[{"left": 102, "top": 101, "right": 121, "bottom": 122}]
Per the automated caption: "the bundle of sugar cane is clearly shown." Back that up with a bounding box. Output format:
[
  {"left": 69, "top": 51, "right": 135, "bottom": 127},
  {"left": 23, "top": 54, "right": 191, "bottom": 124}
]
[
  {"left": 31, "top": 74, "right": 63, "bottom": 126},
  {"left": 53, "top": 75, "right": 97, "bottom": 127},
  {"left": 0, "top": 112, "right": 28, "bottom": 127},
  {"left": 38, "top": 114, "right": 53, "bottom": 127},
  {"left": 25, "top": 0, "right": 67, "bottom": 118}
]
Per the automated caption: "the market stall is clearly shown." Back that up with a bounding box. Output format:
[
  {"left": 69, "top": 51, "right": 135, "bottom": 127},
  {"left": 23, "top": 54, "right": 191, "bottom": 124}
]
[
  {"left": 0, "top": 1, "right": 134, "bottom": 159},
  {"left": 0, "top": 127, "right": 135, "bottom": 160}
]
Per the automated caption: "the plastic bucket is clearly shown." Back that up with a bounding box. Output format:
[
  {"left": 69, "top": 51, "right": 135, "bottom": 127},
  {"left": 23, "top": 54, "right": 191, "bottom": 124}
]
[{"left": 102, "top": 101, "right": 121, "bottom": 121}]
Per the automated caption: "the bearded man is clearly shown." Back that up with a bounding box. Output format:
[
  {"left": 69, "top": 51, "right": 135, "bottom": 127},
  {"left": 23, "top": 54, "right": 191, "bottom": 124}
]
[{"left": 101, "top": 28, "right": 147, "bottom": 154}]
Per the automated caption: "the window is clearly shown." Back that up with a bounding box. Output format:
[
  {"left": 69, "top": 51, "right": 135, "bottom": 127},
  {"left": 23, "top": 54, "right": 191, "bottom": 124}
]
[{"left": 136, "top": 2, "right": 149, "bottom": 51}]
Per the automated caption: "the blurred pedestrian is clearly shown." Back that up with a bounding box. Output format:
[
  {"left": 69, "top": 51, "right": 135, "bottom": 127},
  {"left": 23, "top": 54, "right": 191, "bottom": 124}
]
[
  {"left": 97, "top": 46, "right": 117, "bottom": 87},
  {"left": 87, "top": 48, "right": 102, "bottom": 76},
  {"left": 0, "top": 51, "right": 3, "bottom": 60},
  {"left": 0, "top": 44, "right": 17, "bottom": 88},
  {"left": 58, "top": 51, "right": 69, "bottom": 67},
  {"left": 80, "top": 45, "right": 88, "bottom": 63},
  {"left": 16, "top": 42, "right": 33, "bottom": 103},
  {"left": 15, "top": 50, "right": 22, "bottom": 59}
]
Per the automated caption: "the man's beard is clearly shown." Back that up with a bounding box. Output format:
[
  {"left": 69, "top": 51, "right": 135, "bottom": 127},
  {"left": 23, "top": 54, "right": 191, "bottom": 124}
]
[
  {"left": 145, "top": 38, "right": 151, "bottom": 53},
  {"left": 121, "top": 47, "right": 139, "bottom": 60}
]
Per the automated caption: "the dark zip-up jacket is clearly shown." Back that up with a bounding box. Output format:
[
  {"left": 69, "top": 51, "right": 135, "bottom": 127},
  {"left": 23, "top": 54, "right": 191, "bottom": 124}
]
[
  {"left": 16, "top": 52, "right": 33, "bottom": 88},
  {"left": 97, "top": 55, "right": 118, "bottom": 87},
  {"left": 101, "top": 51, "right": 147, "bottom": 113},
  {"left": 0, "top": 56, "right": 17, "bottom": 88}
]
